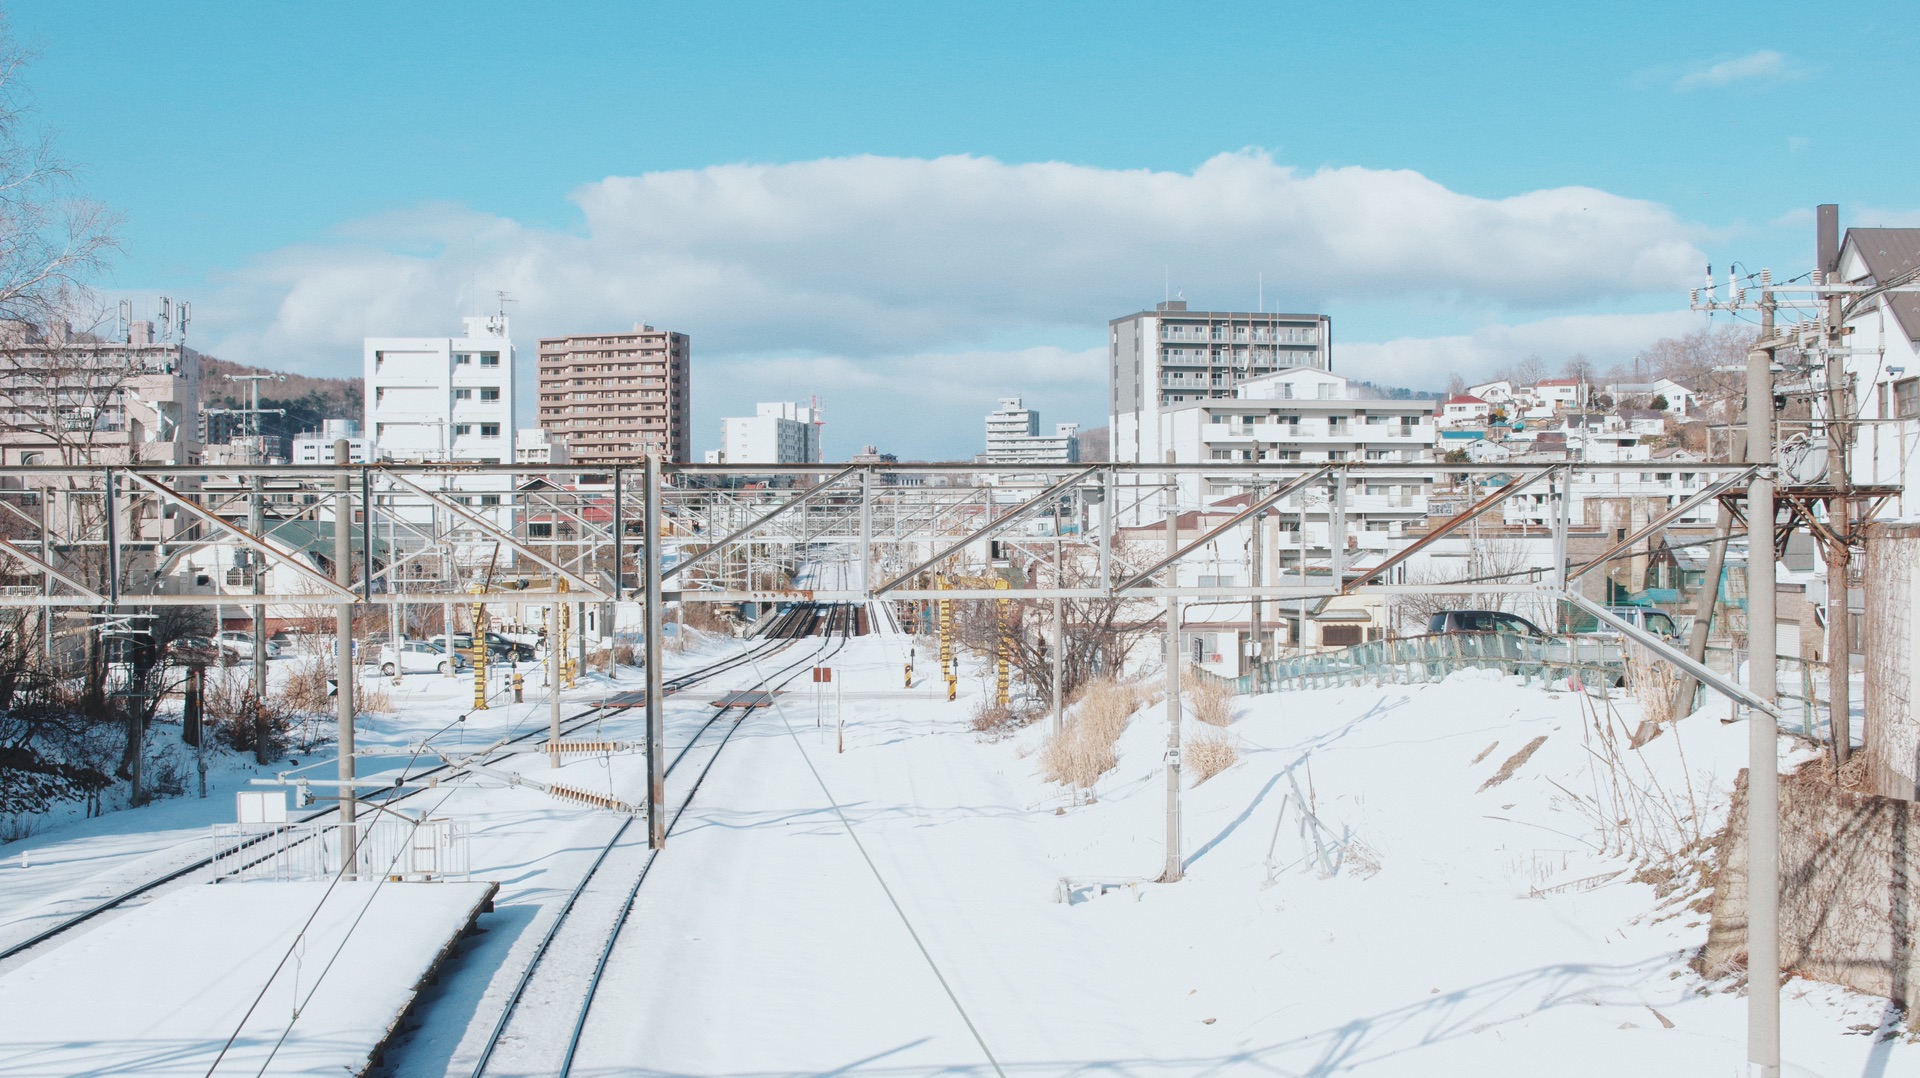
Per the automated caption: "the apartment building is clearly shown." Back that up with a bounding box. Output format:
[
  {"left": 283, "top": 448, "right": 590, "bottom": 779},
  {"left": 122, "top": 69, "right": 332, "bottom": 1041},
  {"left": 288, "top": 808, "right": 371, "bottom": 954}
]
[
  {"left": 1109, "top": 299, "right": 1330, "bottom": 467},
  {"left": 984, "top": 396, "right": 1079, "bottom": 465},
  {"left": 716, "top": 401, "right": 820, "bottom": 464},
  {"left": 0, "top": 319, "right": 202, "bottom": 466},
  {"left": 537, "top": 324, "right": 690, "bottom": 465}
]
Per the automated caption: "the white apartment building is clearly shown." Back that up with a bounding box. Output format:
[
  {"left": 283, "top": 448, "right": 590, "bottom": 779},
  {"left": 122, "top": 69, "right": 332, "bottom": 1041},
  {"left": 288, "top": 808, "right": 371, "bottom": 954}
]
[
  {"left": 1153, "top": 366, "right": 1434, "bottom": 538},
  {"left": 715, "top": 401, "right": 821, "bottom": 464},
  {"left": 364, "top": 315, "right": 518, "bottom": 539},
  {"left": 984, "top": 396, "right": 1079, "bottom": 465},
  {"left": 364, "top": 315, "right": 517, "bottom": 464},
  {"left": 1109, "top": 300, "right": 1331, "bottom": 468},
  {"left": 290, "top": 419, "right": 371, "bottom": 464}
]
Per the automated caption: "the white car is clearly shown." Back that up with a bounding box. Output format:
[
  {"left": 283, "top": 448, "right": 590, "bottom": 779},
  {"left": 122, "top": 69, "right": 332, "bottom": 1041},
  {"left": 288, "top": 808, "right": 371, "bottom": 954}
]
[
  {"left": 376, "top": 641, "right": 470, "bottom": 676},
  {"left": 213, "top": 632, "right": 280, "bottom": 660}
]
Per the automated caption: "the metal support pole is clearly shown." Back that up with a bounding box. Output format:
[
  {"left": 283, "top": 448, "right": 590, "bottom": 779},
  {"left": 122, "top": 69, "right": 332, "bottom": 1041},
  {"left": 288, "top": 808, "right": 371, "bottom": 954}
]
[
  {"left": 612, "top": 466, "right": 624, "bottom": 598},
  {"left": 1746, "top": 344, "right": 1781, "bottom": 1078},
  {"left": 1826, "top": 284, "right": 1852, "bottom": 768},
  {"left": 332, "top": 440, "right": 357, "bottom": 879},
  {"left": 1671, "top": 503, "right": 1734, "bottom": 717},
  {"left": 644, "top": 454, "right": 666, "bottom": 848},
  {"left": 859, "top": 466, "right": 873, "bottom": 598},
  {"left": 1099, "top": 466, "right": 1114, "bottom": 594},
  {"left": 1330, "top": 469, "right": 1348, "bottom": 587},
  {"left": 1162, "top": 508, "right": 1183, "bottom": 883}
]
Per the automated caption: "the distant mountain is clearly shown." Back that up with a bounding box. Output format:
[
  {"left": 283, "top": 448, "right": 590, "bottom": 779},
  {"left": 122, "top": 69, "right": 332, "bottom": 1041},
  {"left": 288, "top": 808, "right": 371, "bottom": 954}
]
[
  {"left": 200, "top": 356, "right": 363, "bottom": 445},
  {"left": 1348, "top": 380, "right": 1442, "bottom": 401}
]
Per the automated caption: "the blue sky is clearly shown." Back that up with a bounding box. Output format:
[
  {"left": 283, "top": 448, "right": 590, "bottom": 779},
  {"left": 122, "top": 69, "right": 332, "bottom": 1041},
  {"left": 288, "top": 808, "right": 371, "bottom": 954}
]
[{"left": 12, "top": 2, "right": 1918, "bottom": 458}]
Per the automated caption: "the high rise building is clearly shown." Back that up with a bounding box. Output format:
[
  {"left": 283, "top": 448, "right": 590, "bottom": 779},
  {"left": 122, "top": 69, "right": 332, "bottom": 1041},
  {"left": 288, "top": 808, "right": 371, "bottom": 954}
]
[
  {"left": 716, "top": 401, "right": 822, "bottom": 464},
  {"left": 1108, "top": 300, "right": 1331, "bottom": 466},
  {"left": 984, "top": 396, "right": 1079, "bottom": 465},
  {"left": 536, "top": 324, "right": 691, "bottom": 464},
  {"left": 364, "top": 314, "right": 518, "bottom": 465}
]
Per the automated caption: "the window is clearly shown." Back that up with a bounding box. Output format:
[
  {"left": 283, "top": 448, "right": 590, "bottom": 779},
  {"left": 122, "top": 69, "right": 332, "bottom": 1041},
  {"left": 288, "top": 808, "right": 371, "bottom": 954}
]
[
  {"left": 480, "top": 387, "right": 501, "bottom": 402},
  {"left": 480, "top": 423, "right": 501, "bottom": 437},
  {"left": 479, "top": 353, "right": 501, "bottom": 367},
  {"left": 1327, "top": 450, "right": 1348, "bottom": 460},
  {"left": 453, "top": 388, "right": 472, "bottom": 400},
  {"left": 480, "top": 494, "right": 501, "bottom": 506},
  {"left": 454, "top": 353, "right": 472, "bottom": 365},
  {"left": 453, "top": 424, "right": 473, "bottom": 436},
  {"left": 1897, "top": 377, "right": 1920, "bottom": 419}
]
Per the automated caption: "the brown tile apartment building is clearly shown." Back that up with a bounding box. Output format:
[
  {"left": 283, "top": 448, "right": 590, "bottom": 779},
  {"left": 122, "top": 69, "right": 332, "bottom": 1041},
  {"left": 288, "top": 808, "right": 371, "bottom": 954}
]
[{"left": 536, "top": 324, "right": 691, "bottom": 464}]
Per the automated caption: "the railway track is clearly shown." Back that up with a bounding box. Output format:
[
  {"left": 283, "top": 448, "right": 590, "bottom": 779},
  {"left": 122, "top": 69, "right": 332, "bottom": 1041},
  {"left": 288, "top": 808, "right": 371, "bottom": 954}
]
[
  {"left": 463, "top": 602, "right": 855, "bottom": 1078},
  {"left": 0, "top": 624, "right": 808, "bottom": 968}
]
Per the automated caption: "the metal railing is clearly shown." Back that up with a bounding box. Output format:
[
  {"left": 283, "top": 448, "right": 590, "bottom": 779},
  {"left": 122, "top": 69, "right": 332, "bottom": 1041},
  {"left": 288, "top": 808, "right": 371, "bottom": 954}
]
[
  {"left": 211, "top": 815, "right": 469, "bottom": 882},
  {"left": 1226, "top": 632, "right": 1626, "bottom": 694}
]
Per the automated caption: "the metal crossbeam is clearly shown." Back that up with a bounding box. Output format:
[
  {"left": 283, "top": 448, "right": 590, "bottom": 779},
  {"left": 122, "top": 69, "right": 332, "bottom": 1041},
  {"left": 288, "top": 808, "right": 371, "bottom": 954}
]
[
  {"left": 663, "top": 465, "right": 858, "bottom": 582},
  {"left": 118, "top": 471, "right": 358, "bottom": 600},
  {"left": 1561, "top": 591, "right": 1777, "bottom": 717},
  {"left": 1342, "top": 468, "right": 1554, "bottom": 593},
  {"left": 874, "top": 467, "right": 1095, "bottom": 594},
  {"left": 380, "top": 470, "right": 607, "bottom": 599},
  {"left": 1114, "top": 467, "right": 1330, "bottom": 592}
]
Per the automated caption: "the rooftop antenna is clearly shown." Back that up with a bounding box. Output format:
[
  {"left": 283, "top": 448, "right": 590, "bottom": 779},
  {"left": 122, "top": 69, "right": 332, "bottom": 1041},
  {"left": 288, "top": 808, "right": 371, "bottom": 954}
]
[
  {"left": 157, "top": 297, "right": 172, "bottom": 341},
  {"left": 175, "top": 301, "right": 190, "bottom": 343}
]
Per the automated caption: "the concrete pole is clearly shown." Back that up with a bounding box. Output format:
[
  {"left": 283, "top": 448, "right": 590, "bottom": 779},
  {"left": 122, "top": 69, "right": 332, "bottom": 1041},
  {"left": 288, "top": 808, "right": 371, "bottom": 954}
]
[
  {"left": 644, "top": 454, "right": 667, "bottom": 848},
  {"left": 332, "top": 439, "right": 356, "bottom": 879},
  {"left": 1051, "top": 532, "right": 1064, "bottom": 736},
  {"left": 1248, "top": 505, "right": 1263, "bottom": 678},
  {"left": 548, "top": 596, "right": 562, "bottom": 767},
  {"left": 249, "top": 474, "right": 269, "bottom": 762},
  {"left": 1746, "top": 344, "right": 1781, "bottom": 1078},
  {"left": 1162, "top": 508, "right": 1183, "bottom": 883}
]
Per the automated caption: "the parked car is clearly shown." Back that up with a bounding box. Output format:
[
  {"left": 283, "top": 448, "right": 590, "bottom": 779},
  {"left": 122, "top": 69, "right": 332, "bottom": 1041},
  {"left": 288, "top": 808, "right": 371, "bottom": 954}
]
[
  {"left": 168, "top": 636, "right": 227, "bottom": 666},
  {"left": 1427, "top": 609, "right": 1547, "bottom": 637},
  {"left": 428, "top": 632, "right": 536, "bottom": 662},
  {"left": 376, "top": 640, "right": 470, "bottom": 676},
  {"left": 1584, "top": 606, "right": 1685, "bottom": 643},
  {"left": 213, "top": 631, "right": 280, "bottom": 659}
]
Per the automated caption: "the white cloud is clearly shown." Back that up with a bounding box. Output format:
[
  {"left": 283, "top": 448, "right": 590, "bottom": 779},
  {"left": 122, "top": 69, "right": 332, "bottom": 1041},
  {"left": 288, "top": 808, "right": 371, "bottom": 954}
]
[
  {"left": 177, "top": 151, "right": 1710, "bottom": 456},
  {"left": 1674, "top": 50, "right": 1790, "bottom": 91},
  {"left": 1337, "top": 310, "right": 1704, "bottom": 388}
]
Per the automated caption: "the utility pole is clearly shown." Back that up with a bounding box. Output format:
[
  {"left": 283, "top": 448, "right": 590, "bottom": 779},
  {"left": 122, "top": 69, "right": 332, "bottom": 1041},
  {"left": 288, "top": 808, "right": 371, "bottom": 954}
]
[
  {"left": 1746, "top": 339, "right": 1782, "bottom": 1078},
  {"left": 1162, "top": 507, "right": 1183, "bottom": 883},
  {"left": 1823, "top": 275, "right": 1853, "bottom": 768},
  {"left": 1248, "top": 502, "right": 1263, "bottom": 681},
  {"left": 1051, "top": 527, "right": 1064, "bottom": 737},
  {"left": 332, "top": 439, "right": 356, "bottom": 879}
]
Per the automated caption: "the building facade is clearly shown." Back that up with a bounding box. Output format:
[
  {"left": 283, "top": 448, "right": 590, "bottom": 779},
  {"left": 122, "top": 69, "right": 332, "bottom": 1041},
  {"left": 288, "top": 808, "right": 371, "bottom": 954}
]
[
  {"left": 537, "top": 323, "right": 691, "bottom": 464},
  {"left": 984, "top": 396, "right": 1079, "bottom": 465},
  {"left": 1109, "top": 300, "right": 1331, "bottom": 467},
  {"left": 364, "top": 315, "right": 517, "bottom": 465},
  {"left": 716, "top": 401, "right": 821, "bottom": 464},
  {"left": 290, "top": 419, "right": 371, "bottom": 464},
  {"left": 0, "top": 319, "right": 203, "bottom": 466}
]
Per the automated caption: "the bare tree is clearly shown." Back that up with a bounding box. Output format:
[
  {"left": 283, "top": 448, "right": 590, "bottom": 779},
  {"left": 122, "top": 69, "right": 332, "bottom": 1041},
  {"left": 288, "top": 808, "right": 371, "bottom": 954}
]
[
  {"left": 1633, "top": 325, "right": 1756, "bottom": 394},
  {"left": 1507, "top": 354, "right": 1547, "bottom": 387}
]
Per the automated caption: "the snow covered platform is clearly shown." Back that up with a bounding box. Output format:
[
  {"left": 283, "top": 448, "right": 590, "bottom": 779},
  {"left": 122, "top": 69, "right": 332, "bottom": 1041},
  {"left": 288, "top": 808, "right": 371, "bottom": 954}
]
[{"left": 0, "top": 879, "right": 496, "bottom": 1077}]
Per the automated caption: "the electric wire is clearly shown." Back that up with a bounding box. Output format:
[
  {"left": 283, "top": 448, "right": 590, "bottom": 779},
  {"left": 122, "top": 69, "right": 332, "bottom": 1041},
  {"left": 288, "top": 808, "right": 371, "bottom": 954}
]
[{"left": 744, "top": 609, "right": 1009, "bottom": 1078}]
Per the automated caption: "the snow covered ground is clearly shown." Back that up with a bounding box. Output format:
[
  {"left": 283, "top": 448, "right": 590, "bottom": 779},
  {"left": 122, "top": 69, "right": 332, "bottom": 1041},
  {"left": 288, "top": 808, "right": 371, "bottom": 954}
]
[{"left": 3, "top": 622, "right": 1914, "bottom": 1076}]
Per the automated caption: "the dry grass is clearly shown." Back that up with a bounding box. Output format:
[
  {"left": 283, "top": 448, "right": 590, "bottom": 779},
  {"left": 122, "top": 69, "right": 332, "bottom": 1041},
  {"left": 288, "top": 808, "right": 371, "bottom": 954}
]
[
  {"left": 1187, "top": 668, "right": 1236, "bottom": 727},
  {"left": 969, "top": 699, "right": 1036, "bottom": 739},
  {"left": 201, "top": 677, "right": 296, "bottom": 757},
  {"left": 1040, "top": 678, "right": 1144, "bottom": 791},
  {"left": 280, "top": 657, "right": 335, "bottom": 714},
  {"left": 357, "top": 678, "right": 394, "bottom": 714},
  {"left": 1185, "top": 728, "right": 1239, "bottom": 785},
  {"left": 1624, "top": 643, "right": 1686, "bottom": 741}
]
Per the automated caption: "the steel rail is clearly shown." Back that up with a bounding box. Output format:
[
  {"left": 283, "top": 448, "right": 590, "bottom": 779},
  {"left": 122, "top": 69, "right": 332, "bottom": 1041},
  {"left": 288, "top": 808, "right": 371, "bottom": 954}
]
[{"left": 0, "top": 630, "right": 799, "bottom": 966}]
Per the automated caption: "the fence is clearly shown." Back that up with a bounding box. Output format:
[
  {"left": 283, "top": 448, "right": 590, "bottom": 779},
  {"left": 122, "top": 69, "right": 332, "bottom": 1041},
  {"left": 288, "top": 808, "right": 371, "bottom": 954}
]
[
  {"left": 1225, "top": 632, "right": 1626, "bottom": 695},
  {"left": 211, "top": 815, "right": 469, "bottom": 883}
]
